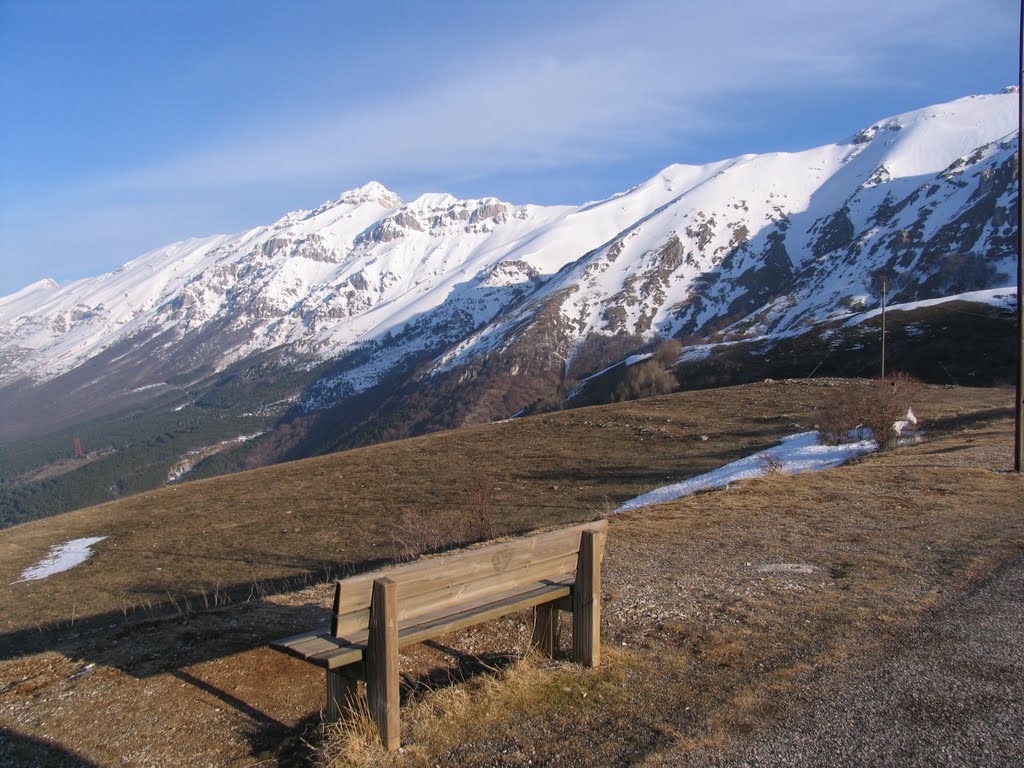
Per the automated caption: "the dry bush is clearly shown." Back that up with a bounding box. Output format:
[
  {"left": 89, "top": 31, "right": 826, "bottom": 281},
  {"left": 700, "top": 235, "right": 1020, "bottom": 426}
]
[
  {"left": 533, "top": 378, "right": 580, "bottom": 414},
  {"left": 471, "top": 472, "right": 500, "bottom": 542},
  {"left": 390, "top": 508, "right": 469, "bottom": 561},
  {"left": 816, "top": 374, "right": 922, "bottom": 450},
  {"left": 390, "top": 473, "right": 501, "bottom": 560},
  {"left": 399, "top": 650, "right": 630, "bottom": 758},
  {"left": 859, "top": 373, "right": 922, "bottom": 450},
  {"left": 651, "top": 337, "right": 683, "bottom": 369},
  {"left": 758, "top": 453, "right": 787, "bottom": 476},
  {"left": 815, "top": 389, "right": 866, "bottom": 445},
  {"left": 566, "top": 333, "right": 646, "bottom": 380}
]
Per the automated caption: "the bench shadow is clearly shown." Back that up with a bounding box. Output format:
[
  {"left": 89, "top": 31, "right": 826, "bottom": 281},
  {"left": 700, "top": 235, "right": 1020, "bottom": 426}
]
[
  {"left": 400, "top": 639, "right": 522, "bottom": 702},
  {"left": 0, "top": 559, "right": 401, "bottom": 669},
  {"left": 170, "top": 670, "right": 322, "bottom": 766},
  {"left": 0, "top": 728, "right": 102, "bottom": 768},
  {"left": 0, "top": 565, "right": 366, "bottom": 765}
]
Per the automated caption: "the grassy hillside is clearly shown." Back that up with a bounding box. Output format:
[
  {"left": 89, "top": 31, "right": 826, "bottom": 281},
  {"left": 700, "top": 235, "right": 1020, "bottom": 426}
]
[{"left": 0, "top": 381, "right": 1019, "bottom": 767}]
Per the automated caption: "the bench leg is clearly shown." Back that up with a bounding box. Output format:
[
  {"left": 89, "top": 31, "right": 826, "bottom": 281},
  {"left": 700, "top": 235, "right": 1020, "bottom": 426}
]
[
  {"left": 325, "top": 666, "right": 360, "bottom": 721},
  {"left": 366, "top": 578, "right": 401, "bottom": 751},
  {"left": 532, "top": 602, "right": 559, "bottom": 657},
  {"left": 572, "top": 529, "right": 601, "bottom": 667}
]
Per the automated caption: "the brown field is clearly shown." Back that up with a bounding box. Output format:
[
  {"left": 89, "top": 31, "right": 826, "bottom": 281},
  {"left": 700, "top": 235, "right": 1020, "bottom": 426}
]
[{"left": 0, "top": 380, "right": 1019, "bottom": 766}]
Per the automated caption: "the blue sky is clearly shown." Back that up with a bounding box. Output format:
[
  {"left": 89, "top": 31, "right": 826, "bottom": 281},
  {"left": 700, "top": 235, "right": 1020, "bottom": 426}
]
[{"left": 0, "top": 0, "right": 1018, "bottom": 297}]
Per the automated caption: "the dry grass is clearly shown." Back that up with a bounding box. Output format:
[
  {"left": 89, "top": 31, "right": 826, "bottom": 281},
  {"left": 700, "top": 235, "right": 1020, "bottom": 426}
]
[
  {"left": 315, "top": 689, "right": 382, "bottom": 768},
  {"left": 0, "top": 380, "right": 1019, "bottom": 767},
  {"left": 1, "top": 380, "right": 1010, "bottom": 640},
  {"left": 308, "top": 399, "right": 1022, "bottom": 767}
]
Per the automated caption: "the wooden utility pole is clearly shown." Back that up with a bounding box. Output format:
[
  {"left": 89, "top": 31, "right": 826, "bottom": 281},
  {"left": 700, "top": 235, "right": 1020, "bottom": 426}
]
[
  {"left": 1017, "top": 1, "right": 1023, "bottom": 472},
  {"left": 881, "top": 278, "right": 887, "bottom": 381}
]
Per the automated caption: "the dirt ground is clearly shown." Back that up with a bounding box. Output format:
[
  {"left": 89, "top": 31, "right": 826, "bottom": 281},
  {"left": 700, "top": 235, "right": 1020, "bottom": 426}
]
[{"left": 0, "top": 382, "right": 1020, "bottom": 766}]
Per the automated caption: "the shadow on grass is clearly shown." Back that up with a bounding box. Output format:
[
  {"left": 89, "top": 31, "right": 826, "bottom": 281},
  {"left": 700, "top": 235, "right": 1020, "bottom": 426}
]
[
  {"left": 0, "top": 565, "right": 369, "bottom": 767},
  {"left": 171, "top": 670, "right": 321, "bottom": 766},
  {"left": 924, "top": 406, "right": 1015, "bottom": 436},
  {"left": 399, "top": 640, "right": 521, "bottom": 703},
  {"left": 0, "top": 560, "right": 391, "bottom": 670},
  {"left": 0, "top": 728, "right": 102, "bottom": 767}
]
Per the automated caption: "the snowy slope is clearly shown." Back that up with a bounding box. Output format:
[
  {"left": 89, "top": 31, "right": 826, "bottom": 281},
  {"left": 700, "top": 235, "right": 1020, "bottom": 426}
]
[
  {"left": 0, "top": 92, "right": 1018, "bottom": 427},
  {"left": 0, "top": 172, "right": 694, "bottom": 392},
  {"left": 434, "top": 93, "right": 1018, "bottom": 375}
]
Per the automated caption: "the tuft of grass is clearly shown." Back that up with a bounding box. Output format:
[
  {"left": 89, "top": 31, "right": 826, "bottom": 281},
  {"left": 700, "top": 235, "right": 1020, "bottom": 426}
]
[
  {"left": 398, "top": 651, "right": 631, "bottom": 759},
  {"left": 314, "top": 689, "right": 385, "bottom": 768}
]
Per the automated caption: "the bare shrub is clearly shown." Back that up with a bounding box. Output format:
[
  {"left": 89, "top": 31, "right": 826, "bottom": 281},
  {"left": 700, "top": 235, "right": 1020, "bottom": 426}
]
[
  {"left": 859, "top": 373, "right": 922, "bottom": 451},
  {"left": 758, "top": 453, "right": 787, "bottom": 476},
  {"left": 566, "top": 333, "right": 646, "bottom": 380},
  {"left": 815, "top": 389, "right": 866, "bottom": 445},
  {"left": 390, "top": 473, "right": 501, "bottom": 560},
  {"left": 471, "top": 473, "right": 500, "bottom": 542},
  {"left": 816, "top": 374, "right": 922, "bottom": 450},
  {"left": 390, "top": 508, "right": 468, "bottom": 561},
  {"left": 614, "top": 340, "right": 682, "bottom": 403},
  {"left": 533, "top": 378, "right": 579, "bottom": 414}
]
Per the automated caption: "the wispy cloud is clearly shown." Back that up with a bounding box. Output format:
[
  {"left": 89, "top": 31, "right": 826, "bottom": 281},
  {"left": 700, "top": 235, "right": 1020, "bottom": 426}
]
[
  {"left": 0, "top": 0, "right": 1014, "bottom": 294},
  {"left": 90, "top": 0, "right": 1009, "bottom": 193}
]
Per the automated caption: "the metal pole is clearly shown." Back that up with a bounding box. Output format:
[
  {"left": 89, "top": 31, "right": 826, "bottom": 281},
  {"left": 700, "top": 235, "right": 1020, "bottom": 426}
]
[{"left": 1016, "top": 0, "right": 1023, "bottom": 472}]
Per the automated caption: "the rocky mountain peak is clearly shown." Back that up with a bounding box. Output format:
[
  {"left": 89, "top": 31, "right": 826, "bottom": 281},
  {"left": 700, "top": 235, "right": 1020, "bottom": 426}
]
[{"left": 335, "top": 181, "right": 403, "bottom": 208}]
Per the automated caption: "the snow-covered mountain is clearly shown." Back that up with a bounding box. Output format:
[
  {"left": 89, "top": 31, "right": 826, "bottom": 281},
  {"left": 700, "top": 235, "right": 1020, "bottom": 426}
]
[{"left": 1, "top": 91, "right": 1018, "bottom": 443}]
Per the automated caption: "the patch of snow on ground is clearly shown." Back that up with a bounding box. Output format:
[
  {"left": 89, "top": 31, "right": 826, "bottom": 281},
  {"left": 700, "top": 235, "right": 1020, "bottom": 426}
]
[
  {"left": 12, "top": 537, "right": 107, "bottom": 584},
  {"left": 615, "top": 431, "right": 875, "bottom": 513}
]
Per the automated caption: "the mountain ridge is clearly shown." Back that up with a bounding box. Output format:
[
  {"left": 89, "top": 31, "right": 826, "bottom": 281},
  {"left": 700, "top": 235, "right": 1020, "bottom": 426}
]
[
  {"left": 4, "top": 94, "right": 1016, "bottom": 383},
  {"left": 0, "top": 91, "right": 1018, "bottom": 500}
]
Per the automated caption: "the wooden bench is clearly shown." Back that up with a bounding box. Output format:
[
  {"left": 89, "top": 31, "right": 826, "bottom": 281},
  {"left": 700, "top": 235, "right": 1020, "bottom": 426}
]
[{"left": 272, "top": 519, "right": 607, "bottom": 750}]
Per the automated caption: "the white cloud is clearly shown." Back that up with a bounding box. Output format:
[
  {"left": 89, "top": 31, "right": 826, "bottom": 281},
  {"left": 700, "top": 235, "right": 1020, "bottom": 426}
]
[
  {"left": 0, "top": 0, "right": 1014, "bottom": 295},
  {"left": 87, "top": 0, "right": 1009, "bottom": 195}
]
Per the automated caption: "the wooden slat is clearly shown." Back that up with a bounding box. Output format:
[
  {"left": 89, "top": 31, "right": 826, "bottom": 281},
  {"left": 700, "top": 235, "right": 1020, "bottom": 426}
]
[
  {"left": 330, "top": 608, "right": 371, "bottom": 641},
  {"left": 335, "top": 521, "right": 606, "bottom": 614},
  {"left": 273, "top": 627, "right": 327, "bottom": 650},
  {"left": 367, "top": 578, "right": 400, "bottom": 751},
  {"left": 331, "top": 551, "right": 578, "bottom": 637},
  {"left": 311, "top": 641, "right": 365, "bottom": 669},
  {"left": 398, "top": 580, "right": 572, "bottom": 649},
  {"left": 273, "top": 630, "right": 355, "bottom": 660}
]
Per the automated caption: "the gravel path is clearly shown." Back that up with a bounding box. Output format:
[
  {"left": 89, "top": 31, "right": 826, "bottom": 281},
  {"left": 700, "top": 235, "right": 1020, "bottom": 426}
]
[{"left": 672, "top": 552, "right": 1024, "bottom": 767}]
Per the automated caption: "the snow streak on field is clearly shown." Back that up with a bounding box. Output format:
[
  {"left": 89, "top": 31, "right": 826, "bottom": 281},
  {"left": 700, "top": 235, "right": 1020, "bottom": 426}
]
[
  {"left": 615, "top": 432, "right": 875, "bottom": 512},
  {"left": 12, "top": 537, "right": 107, "bottom": 584}
]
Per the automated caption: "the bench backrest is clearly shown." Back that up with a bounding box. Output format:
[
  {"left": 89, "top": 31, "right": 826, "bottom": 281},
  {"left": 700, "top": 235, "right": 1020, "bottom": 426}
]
[{"left": 330, "top": 519, "right": 608, "bottom": 639}]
